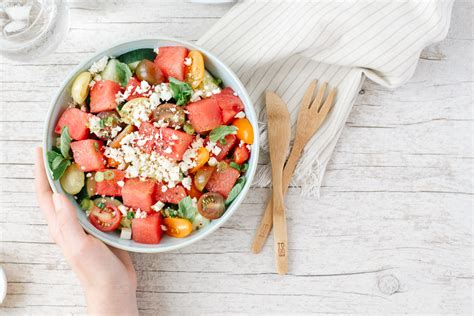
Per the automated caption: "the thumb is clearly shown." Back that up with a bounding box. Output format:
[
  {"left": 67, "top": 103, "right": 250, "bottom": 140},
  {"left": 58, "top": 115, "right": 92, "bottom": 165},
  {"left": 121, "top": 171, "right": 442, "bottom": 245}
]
[{"left": 52, "top": 193, "right": 87, "bottom": 246}]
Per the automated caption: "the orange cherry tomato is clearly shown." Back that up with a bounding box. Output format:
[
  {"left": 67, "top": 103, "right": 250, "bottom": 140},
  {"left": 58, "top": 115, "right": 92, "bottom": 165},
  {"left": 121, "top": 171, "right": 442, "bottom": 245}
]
[
  {"left": 163, "top": 217, "right": 193, "bottom": 238},
  {"left": 187, "top": 180, "right": 202, "bottom": 199},
  {"left": 109, "top": 124, "right": 135, "bottom": 149},
  {"left": 106, "top": 157, "right": 120, "bottom": 168},
  {"left": 189, "top": 147, "right": 210, "bottom": 173},
  {"left": 232, "top": 118, "right": 254, "bottom": 144},
  {"left": 194, "top": 165, "right": 215, "bottom": 191},
  {"left": 185, "top": 50, "right": 205, "bottom": 88}
]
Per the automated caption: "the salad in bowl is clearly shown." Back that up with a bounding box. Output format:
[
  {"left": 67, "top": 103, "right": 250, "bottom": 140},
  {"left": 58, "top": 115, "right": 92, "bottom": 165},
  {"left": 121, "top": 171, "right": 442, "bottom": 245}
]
[{"left": 44, "top": 39, "right": 258, "bottom": 251}]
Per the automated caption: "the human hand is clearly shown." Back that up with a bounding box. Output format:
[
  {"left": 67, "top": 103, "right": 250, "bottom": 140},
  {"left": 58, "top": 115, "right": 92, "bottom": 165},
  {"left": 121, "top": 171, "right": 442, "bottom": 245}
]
[{"left": 34, "top": 148, "right": 138, "bottom": 315}]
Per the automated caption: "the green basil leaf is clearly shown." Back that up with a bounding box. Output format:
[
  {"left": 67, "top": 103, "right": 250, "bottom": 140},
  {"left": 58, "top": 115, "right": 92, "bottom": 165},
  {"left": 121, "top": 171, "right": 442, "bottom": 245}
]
[
  {"left": 225, "top": 176, "right": 246, "bottom": 206},
  {"left": 178, "top": 196, "right": 196, "bottom": 222},
  {"left": 126, "top": 211, "right": 135, "bottom": 219},
  {"left": 241, "top": 163, "right": 249, "bottom": 173},
  {"left": 169, "top": 77, "right": 193, "bottom": 106},
  {"left": 46, "top": 150, "right": 63, "bottom": 167},
  {"left": 60, "top": 126, "right": 72, "bottom": 159},
  {"left": 52, "top": 159, "right": 71, "bottom": 180},
  {"left": 229, "top": 161, "right": 241, "bottom": 171},
  {"left": 209, "top": 125, "right": 237, "bottom": 143},
  {"left": 52, "top": 156, "right": 64, "bottom": 170}
]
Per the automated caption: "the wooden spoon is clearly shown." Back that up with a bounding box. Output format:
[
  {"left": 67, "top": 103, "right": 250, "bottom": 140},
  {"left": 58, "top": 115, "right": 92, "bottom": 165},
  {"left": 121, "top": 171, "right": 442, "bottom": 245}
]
[{"left": 265, "top": 91, "right": 291, "bottom": 274}]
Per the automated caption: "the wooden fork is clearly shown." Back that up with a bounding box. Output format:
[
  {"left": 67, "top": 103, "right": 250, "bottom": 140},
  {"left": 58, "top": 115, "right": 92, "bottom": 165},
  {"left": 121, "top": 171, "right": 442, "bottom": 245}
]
[{"left": 251, "top": 80, "right": 336, "bottom": 254}]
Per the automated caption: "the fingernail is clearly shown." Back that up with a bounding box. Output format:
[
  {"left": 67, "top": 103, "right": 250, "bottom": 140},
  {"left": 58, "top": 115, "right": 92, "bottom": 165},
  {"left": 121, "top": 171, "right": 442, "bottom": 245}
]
[{"left": 52, "top": 193, "right": 63, "bottom": 211}]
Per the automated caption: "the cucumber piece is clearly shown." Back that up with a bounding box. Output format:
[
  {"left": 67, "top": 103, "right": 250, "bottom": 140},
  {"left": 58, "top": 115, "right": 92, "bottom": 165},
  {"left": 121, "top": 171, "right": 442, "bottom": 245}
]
[
  {"left": 101, "top": 59, "right": 132, "bottom": 87},
  {"left": 127, "top": 60, "right": 140, "bottom": 72},
  {"left": 196, "top": 70, "right": 222, "bottom": 97},
  {"left": 117, "top": 48, "right": 156, "bottom": 65},
  {"left": 93, "top": 197, "right": 122, "bottom": 208}
]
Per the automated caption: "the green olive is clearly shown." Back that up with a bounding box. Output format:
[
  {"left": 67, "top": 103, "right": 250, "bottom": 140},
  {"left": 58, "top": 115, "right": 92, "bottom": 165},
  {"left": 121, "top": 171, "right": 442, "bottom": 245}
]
[
  {"left": 152, "top": 103, "right": 185, "bottom": 128},
  {"left": 135, "top": 59, "right": 164, "bottom": 85},
  {"left": 60, "top": 163, "right": 85, "bottom": 195},
  {"left": 71, "top": 72, "right": 92, "bottom": 104}
]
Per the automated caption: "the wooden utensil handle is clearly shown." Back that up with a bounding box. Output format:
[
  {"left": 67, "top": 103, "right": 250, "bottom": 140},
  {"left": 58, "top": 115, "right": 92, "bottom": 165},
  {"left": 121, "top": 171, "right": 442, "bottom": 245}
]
[
  {"left": 272, "top": 183, "right": 288, "bottom": 275},
  {"left": 251, "top": 144, "right": 303, "bottom": 254}
]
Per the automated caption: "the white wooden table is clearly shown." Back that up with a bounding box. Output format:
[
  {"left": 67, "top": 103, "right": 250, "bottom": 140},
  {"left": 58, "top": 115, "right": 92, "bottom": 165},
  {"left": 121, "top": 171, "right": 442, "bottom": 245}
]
[{"left": 0, "top": 1, "right": 472, "bottom": 314}]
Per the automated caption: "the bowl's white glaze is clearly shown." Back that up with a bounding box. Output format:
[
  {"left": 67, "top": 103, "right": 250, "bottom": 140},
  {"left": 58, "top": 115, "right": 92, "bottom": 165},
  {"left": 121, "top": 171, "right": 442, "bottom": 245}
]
[{"left": 43, "top": 38, "right": 259, "bottom": 253}]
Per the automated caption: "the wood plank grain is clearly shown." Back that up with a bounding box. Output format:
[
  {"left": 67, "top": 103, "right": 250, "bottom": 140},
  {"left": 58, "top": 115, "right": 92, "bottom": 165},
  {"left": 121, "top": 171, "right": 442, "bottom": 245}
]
[{"left": 0, "top": 0, "right": 472, "bottom": 314}]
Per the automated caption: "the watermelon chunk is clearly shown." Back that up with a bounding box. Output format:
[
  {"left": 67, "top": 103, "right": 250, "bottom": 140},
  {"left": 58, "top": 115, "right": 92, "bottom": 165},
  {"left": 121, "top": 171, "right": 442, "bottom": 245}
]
[
  {"left": 155, "top": 182, "right": 187, "bottom": 204},
  {"left": 138, "top": 122, "right": 193, "bottom": 161},
  {"left": 154, "top": 46, "right": 189, "bottom": 81},
  {"left": 70, "top": 139, "right": 105, "bottom": 172},
  {"left": 54, "top": 108, "right": 91, "bottom": 140},
  {"left": 132, "top": 213, "right": 163, "bottom": 244},
  {"left": 90, "top": 80, "right": 121, "bottom": 113},
  {"left": 205, "top": 162, "right": 241, "bottom": 198},
  {"left": 122, "top": 178, "right": 156, "bottom": 212},
  {"left": 95, "top": 169, "right": 125, "bottom": 196},
  {"left": 213, "top": 87, "right": 244, "bottom": 124},
  {"left": 209, "top": 134, "right": 238, "bottom": 161},
  {"left": 186, "top": 98, "right": 223, "bottom": 133},
  {"left": 124, "top": 77, "right": 151, "bottom": 101}
]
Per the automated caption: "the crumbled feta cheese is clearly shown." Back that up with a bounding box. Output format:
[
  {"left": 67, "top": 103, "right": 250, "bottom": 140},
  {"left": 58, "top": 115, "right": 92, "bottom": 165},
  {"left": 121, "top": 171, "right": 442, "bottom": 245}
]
[
  {"left": 88, "top": 56, "right": 108, "bottom": 74},
  {"left": 163, "top": 147, "right": 172, "bottom": 154},
  {"left": 120, "top": 227, "right": 132, "bottom": 240},
  {"left": 211, "top": 146, "right": 222, "bottom": 156},
  {"left": 208, "top": 157, "right": 218, "bottom": 166},
  {"left": 211, "top": 88, "right": 221, "bottom": 95},
  {"left": 190, "top": 90, "right": 203, "bottom": 102},
  {"left": 116, "top": 83, "right": 135, "bottom": 104},
  {"left": 182, "top": 176, "right": 192, "bottom": 190},
  {"left": 246, "top": 144, "right": 252, "bottom": 151},
  {"left": 161, "top": 185, "right": 168, "bottom": 192},
  {"left": 117, "top": 180, "right": 125, "bottom": 187},
  {"left": 151, "top": 201, "right": 165, "bottom": 212},
  {"left": 184, "top": 57, "right": 192, "bottom": 66},
  {"left": 154, "top": 47, "right": 159, "bottom": 54},
  {"left": 118, "top": 204, "right": 128, "bottom": 216},
  {"left": 149, "top": 83, "right": 173, "bottom": 108},
  {"left": 234, "top": 111, "right": 246, "bottom": 119},
  {"left": 89, "top": 80, "right": 96, "bottom": 89},
  {"left": 135, "top": 209, "right": 147, "bottom": 219},
  {"left": 86, "top": 173, "right": 92, "bottom": 178},
  {"left": 161, "top": 225, "right": 167, "bottom": 231}
]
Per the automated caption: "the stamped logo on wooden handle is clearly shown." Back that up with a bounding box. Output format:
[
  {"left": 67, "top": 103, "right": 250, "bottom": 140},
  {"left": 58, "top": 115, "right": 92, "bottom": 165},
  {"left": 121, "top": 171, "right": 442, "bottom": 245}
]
[
  {"left": 259, "top": 223, "right": 270, "bottom": 237},
  {"left": 277, "top": 242, "right": 286, "bottom": 257}
]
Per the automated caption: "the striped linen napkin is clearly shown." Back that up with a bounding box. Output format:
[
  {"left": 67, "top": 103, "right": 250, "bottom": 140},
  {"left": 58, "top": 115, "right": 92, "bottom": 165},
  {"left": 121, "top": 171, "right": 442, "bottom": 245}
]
[{"left": 197, "top": 0, "right": 454, "bottom": 198}]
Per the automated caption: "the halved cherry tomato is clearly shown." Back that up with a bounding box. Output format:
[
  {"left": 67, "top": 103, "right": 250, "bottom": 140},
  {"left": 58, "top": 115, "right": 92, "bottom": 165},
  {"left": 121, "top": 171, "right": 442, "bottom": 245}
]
[
  {"left": 232, "top": 118, "right": 254, "bottom": 144},
  {"left": 197, "top": 192, "right": 225, "bottom": 219},
  {"left": 88, "top": 203, "right": 122, "bottom": 232},
  {"left": 109, "top": 124, "right": 135, "bottom": 148},
  {"left": 163, "top": 217, "right": 193, "bottom": 238},
  {"left": 135, "top": 59, "right": 165, "bottom": 85},
  {"left": 233, "top": 146, "right": 250, "bottom": 164},
  {"left": 185, "top": 50, "right": 205, "bottom": 88},
  {"left": 107, "top": 157, "right": 120, "bottom": 168},
  {"left": 187, "top": 180, "right": 202, "bottom": 199},
  {"left": 189, "top": 147, "right": 210, "bottom": 173},
  {"left": 194, "top": 165, "right": 215, "bottom": 191}
]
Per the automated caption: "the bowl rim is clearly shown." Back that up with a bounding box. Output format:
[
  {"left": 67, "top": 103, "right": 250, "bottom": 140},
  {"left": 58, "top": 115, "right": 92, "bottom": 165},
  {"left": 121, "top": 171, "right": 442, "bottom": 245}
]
[{"left": 42, "top": 37, "right": 259, "bottom": 253}]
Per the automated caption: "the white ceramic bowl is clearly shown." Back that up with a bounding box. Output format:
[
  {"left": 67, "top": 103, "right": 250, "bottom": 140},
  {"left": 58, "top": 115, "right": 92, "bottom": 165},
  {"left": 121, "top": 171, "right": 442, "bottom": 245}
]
[{"left": 43, "top": 38, "right": 259, "bottom": 253}]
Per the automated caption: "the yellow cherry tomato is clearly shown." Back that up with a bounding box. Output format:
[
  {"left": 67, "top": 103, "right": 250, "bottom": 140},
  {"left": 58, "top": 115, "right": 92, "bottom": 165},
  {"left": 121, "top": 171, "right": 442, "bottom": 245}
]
[
  {"left": 189, "top": 147, "right": 210, "bottom": 173},
  {"left": 71, "top": 71, "right": 92, "bottom": 104},
  {"left": 232, "top": 118, "right": 254, "bottom": 144},
  {"left": 185, "top": 50, "right": 205, "bottom": 89},
  {"left": 163, "top": 217, "right": 193, "bottom": 238}
]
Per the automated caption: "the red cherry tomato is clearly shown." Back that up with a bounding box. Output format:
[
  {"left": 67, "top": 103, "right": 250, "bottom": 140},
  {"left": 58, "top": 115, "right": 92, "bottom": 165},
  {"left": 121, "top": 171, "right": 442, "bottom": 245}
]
[
  {"left": 187, "top": 180, "right": 202, "bottom": 199},
  {"left": 233, "top": 146, "right": 250, "bottom": 164},
  {"left": 88, "top": 203, "right": 122, "bottom": 232}
]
